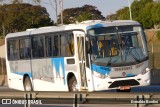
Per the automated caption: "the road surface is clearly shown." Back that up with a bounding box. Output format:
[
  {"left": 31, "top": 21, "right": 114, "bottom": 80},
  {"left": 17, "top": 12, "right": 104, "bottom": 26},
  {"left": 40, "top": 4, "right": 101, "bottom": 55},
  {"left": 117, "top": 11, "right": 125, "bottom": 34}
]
[
  {"left": 0, "top": 84, "right": 160, "bottom": 92},
  {"left": 0, "top": 85, "right": 160, "bottom": 107}
]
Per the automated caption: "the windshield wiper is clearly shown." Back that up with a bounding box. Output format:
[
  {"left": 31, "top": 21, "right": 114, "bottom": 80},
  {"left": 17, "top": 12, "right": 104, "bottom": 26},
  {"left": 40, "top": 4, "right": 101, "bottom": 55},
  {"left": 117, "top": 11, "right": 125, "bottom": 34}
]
[
  {"left": 106, "top": 48, "right": 112, "bottom": 66},
  {"left": 127, "top": 47, "right": 140, "bottom": 63}
]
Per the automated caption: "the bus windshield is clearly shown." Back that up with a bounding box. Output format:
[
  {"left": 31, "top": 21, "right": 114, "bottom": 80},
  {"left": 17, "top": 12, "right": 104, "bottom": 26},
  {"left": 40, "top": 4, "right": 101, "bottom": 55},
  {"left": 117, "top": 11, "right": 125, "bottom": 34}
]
[{"left": 86, "top": 25, "right": 148, "bottom": 67}]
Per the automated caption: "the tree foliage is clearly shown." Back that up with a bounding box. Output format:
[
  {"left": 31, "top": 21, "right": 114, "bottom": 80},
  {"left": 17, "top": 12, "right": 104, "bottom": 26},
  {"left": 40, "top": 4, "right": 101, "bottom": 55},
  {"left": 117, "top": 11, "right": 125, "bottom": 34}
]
[
  {"left": 107, "top": 0, "right": 160, "bottom": 29},
  {"left": 116, "top": 7, "right": 130, "bottom": 20},
  {"left": 138, "top": 3, "right": 154, "bottom": 28},
  {"left": 157, "top": 30, "right": 160, "bottom": 41},
  {"left": 58, "top": 5, "right": 105, "bottom": 24},
  {"left": 151, "top": 3, "right": 160, "bottom": 29},
  {"left": 0, "top": 3, "right": 53, "bottom": 36}
]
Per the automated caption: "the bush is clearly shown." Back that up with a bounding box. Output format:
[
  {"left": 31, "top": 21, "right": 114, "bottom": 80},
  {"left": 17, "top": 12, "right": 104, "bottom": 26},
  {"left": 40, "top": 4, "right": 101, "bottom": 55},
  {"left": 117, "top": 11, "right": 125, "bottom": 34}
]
[{"left": 157, "top": 30, "right": 160, "bottom": 41}]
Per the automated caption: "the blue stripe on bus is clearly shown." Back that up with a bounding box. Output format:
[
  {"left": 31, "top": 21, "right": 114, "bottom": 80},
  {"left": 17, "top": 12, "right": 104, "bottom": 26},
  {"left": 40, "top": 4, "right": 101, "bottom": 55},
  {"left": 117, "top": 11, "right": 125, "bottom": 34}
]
[
  {"left": 14, "top": 72, "right": 32, "bottom": 78},
  {"left": 51, "top": 58, "right": 66, "bottom": 85},
  {"left": 126, "top": 74, "right": 135, "bottom": 77},
  {"left": 86, "top": 23, "right": 103, "bottom": 30},
  {"left": 91, "top": 64, "right": 111, "bottom": 75}
]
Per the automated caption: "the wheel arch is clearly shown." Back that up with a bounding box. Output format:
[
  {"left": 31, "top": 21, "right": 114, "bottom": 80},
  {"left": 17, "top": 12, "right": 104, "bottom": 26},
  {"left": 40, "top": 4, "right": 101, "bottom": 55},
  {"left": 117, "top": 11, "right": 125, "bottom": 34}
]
[
  {"left": 67, "top": 72, "right": 76, "bottom": 85},
  {"left": 23, "top": 74, "right": 33, "bottom": 91}
]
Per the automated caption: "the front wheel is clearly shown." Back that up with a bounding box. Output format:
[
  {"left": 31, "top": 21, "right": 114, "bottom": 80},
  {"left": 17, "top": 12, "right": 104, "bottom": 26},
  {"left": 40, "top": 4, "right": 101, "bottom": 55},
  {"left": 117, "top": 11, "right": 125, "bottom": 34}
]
[
  {"left": 24, "top": 76, "right": 33, "bottom": 91},
  {"left": 68, "top": 76, "right": 78, "bottom": 92}
]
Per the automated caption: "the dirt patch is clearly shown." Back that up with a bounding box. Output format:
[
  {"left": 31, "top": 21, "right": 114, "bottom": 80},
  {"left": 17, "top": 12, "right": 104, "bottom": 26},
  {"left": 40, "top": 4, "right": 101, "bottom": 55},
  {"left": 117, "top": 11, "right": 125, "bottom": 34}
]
[
  {"left": 0, "top": 39, "right": 5, "bottom": 46},
  {"left": 145, "top": 29, "right": 160, "bottom": 69},
  {"left": 0, "top": 75, "right": 7, "bottom": 86}
]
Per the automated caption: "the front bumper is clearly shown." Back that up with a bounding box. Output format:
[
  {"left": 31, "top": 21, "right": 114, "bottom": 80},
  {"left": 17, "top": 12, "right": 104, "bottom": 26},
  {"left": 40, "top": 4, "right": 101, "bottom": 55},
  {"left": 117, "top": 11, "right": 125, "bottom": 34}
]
[{"left": 93, "top": 71, "right": 151, "bottom": 91}]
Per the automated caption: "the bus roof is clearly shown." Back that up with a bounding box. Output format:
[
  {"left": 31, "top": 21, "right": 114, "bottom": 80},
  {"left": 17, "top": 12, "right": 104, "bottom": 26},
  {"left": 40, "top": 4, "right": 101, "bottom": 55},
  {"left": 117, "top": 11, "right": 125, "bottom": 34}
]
[{"left": 6, "top": 20, "right": 141, "bottom": 39}]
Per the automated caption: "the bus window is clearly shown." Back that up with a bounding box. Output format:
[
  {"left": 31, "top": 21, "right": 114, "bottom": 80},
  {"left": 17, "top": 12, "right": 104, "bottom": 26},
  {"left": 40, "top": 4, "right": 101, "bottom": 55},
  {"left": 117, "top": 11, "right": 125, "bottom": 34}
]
[
  {"left": 24, "top": 39, "right": 31, "bottom": 58},
  {"left": 67, "top": 34, "right": 74, "bottom": 56},
  {"left": 7, "top": 39, "right": 20, "bottom": 60},
  {"left": 19, "top": 38, "right": 31, "bottom": 59},
  {"left": 60, "top": 33, "right": 74, "bottom": 57},
  {"left": 45, "top": 36, "right": 52, "bottom": 57},
  {"left": 19, "top": 39, "right": 24, "bottom": 59},
  {"left": 15, "top": 40, "right": 20, "bottom": 60},
  {"left": 7, "top": 40, "right": 14, "bottom": 60},
  {"left": 32, "top": 36, "right": 44, "bottom": 58},
  {"left": 60, "top": 35, "right": 68, "bottom": 56},
  {"left": 53, "top": 35, "right": 59, "bottom": 56}
]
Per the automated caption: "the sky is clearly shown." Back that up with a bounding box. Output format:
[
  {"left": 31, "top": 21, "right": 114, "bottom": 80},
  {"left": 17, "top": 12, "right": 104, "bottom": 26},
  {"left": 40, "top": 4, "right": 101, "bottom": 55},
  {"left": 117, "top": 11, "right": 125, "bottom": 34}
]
[{"left": 40, "top": 0, "right": 134, "bottom": 22}]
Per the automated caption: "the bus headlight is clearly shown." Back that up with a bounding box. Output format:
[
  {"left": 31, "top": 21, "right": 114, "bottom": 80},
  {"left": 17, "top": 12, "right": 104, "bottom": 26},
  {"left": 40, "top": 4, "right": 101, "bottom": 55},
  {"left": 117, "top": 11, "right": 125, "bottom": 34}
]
[
  {"left": 141, "top": 68, "right": 150, "bottom": 75},
  {"left": 93, "top": 71, "right": 106, "bottom": 79}
]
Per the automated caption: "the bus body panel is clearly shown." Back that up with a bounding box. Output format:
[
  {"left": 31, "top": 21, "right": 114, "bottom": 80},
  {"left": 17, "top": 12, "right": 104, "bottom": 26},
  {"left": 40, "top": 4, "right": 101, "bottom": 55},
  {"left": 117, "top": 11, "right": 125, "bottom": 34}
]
[
  {"left": 7, "top": 60, "right": 32, "bottom": 91},
  {"left": 90, "top": 60, "right": 150, "bottom": 91},
  {"left": 31, "top": 57, "right": 79, "bottom": 91}
]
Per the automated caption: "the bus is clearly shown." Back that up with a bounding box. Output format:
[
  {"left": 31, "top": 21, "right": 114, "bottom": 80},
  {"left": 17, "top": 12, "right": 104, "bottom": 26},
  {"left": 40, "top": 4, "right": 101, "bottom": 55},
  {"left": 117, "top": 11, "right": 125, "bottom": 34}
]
[{"left": 5, "top": 20, "right": 151, "bottom": 92}]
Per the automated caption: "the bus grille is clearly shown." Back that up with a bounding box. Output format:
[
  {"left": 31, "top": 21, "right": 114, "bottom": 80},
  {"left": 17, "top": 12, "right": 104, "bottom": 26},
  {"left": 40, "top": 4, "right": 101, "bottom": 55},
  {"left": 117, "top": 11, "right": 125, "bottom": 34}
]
[{"left": 109, "top": 79, "right": 140, "bottom": 88}]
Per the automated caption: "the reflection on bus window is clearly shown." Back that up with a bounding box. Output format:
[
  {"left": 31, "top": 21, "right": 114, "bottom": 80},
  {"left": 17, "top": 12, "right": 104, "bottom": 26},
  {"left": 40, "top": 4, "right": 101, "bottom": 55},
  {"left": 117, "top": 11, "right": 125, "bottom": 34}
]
[
  {"left": 53, "top": 35, "right": 58, "bottom": 56},
  {"left": 60, "top": 33, "right": 74, "bottom": 57},
  {"left": 19, "top": 38, "right": 31, "bottom": 59},
  {"left": 67, "top": 34, "right": 74, "bottom": 56},
  {"left": 32, "top": 36, "right": 44, "bottom": 58}
]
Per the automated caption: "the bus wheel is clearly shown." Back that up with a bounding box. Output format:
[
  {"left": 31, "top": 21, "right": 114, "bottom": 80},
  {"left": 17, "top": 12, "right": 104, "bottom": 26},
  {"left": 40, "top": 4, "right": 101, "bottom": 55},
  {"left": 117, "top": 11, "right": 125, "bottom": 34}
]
[
  {"left": 68, "top": 76, "right": 78, "bottom": 92},
  {"left": 24, "top": 76, "right": 33, "bottom": 91}
]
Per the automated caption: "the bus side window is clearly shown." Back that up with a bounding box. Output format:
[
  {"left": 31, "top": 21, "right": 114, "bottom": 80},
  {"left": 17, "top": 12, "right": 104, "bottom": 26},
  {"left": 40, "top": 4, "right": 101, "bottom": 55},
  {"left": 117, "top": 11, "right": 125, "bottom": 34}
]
[
  {"left": 19, "top": 38, "right": 31, "bottom": 59},
  {"left": 45, "top": 36, "right": 52, "bottom": 57},
  {"left": 14, "top": 40, "right": 20, "bottom": 60},
  {"left": 19, "top": 39, "right": 24, "bottom": 59},
  {"left": 60, "top": 35, "right": 67, "bottom": 56},
  {"left": 67, "top": 34, "right": 74, "bottom": 56},
  {"left": 53, "top": 35, "right": 58, "bottom": 56},
  {"left": 32, "top": 36, "right": 44, "bottom": 58},
  {"left": 24, "top": 38, "right": 31, "bottom": 58},
  {"left": 7, "top": 41, "right": 14, "bottom": 60}
]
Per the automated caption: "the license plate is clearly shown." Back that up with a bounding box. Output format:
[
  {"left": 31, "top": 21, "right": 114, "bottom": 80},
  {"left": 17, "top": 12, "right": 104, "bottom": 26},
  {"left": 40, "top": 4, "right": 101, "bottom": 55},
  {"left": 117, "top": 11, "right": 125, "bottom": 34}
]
[{"left": 119, "top": 86, "right": 130, "bottom": 90}]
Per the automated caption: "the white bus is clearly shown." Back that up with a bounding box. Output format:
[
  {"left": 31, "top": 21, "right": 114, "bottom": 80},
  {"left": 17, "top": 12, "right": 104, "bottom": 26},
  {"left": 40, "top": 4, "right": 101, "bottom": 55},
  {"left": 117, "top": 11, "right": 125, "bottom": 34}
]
[{"left": 5, "top": 20, "right": 150, "bottom": 92}]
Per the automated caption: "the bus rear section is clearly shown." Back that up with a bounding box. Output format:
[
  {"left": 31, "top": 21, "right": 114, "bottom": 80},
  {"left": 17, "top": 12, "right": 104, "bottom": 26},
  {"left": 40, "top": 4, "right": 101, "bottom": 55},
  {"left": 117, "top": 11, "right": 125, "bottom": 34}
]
[{"left": 5, "top": 29, "right": 88, "bottom": 91}]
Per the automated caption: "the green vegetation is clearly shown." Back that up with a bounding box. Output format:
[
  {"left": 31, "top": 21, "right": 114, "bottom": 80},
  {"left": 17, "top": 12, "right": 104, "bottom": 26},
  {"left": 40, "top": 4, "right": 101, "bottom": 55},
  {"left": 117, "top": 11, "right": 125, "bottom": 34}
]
[
  {"left": 57, "top": 5, "right": 105, "bottom": 24},
  {"left": 0, "top": 3, "right": 53, "bottom": 36},
  {"left": 107, "top": 0, "right": 160, "bottom": 29},
  {"left": 157, "top": 31, "right": 160, "bottom": 41}
]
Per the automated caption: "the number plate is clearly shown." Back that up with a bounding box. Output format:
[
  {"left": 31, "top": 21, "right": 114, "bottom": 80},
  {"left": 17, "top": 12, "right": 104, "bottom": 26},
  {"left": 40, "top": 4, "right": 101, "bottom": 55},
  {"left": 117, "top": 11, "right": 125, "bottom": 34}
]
[{"left": 119, "top": 86, "right": 131, "bottom": 90}]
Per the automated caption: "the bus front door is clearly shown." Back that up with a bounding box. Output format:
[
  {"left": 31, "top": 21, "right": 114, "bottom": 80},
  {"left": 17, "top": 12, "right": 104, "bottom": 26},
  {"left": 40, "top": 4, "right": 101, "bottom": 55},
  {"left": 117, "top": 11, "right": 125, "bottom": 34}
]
[{"left": 75, "top": 31, "right": 88, "bottom": 91}]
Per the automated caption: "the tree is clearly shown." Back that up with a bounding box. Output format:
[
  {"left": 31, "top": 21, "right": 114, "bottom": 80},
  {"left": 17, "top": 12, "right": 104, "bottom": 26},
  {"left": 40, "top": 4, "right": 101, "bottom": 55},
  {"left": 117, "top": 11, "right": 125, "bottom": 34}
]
[
  {"left": 106, "top": 14, "right": 117, "bottom": 20},
  {"left": 106, "top": 0, "right": 157, "bottom": 29},
  {"left": 57, "top": 5, "right": 105, "bottom": 24},
  {"left": 116, "top": 7, "right": 130, "bottom": 20},
  {"left": 138, "top": 3, "right": 154, "bottom": 28},
  {"left": 0, "top": 3, "right": 53, "bottom": 36},
  {"left": 131, "top": 0, "right": 154, "bottom": 21},
  {"left": 152, "top": 3, "right": 160, "bottom": 29},
  {"left": 157, "top": 30, "right": 160, "bottom": 41}
]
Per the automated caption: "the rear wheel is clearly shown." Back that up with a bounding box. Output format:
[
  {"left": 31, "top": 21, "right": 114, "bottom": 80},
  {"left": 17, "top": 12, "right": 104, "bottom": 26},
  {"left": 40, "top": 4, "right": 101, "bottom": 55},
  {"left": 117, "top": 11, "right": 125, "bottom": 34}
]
[
  {"left": 24, "top": 76, "right": 33, "bottom": 91},
  {"left": 68, "top": 76, "right": 78, "bottom": 92}
]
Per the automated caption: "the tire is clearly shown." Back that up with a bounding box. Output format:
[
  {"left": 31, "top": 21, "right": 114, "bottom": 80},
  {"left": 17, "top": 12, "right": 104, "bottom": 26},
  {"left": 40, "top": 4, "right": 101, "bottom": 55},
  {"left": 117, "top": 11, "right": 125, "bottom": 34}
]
[
  {"left": 68, "top": 76, "right": 78, "bottom": 92},
  {"left": 24, "top": 76, "right": 33, "bottom": 91}
]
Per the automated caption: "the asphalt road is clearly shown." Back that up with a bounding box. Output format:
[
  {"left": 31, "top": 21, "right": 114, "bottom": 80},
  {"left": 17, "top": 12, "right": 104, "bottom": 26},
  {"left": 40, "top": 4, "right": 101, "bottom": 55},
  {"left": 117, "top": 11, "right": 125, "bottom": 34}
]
[
  {"left": 0, "top": 85, "right": 160, "bottom": 107},
  {"left": 0, "top": 84, "right": 160, "bottom": 92},
  {"left": 0, "top": 104, "right": 136, "bottom": 107}
]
